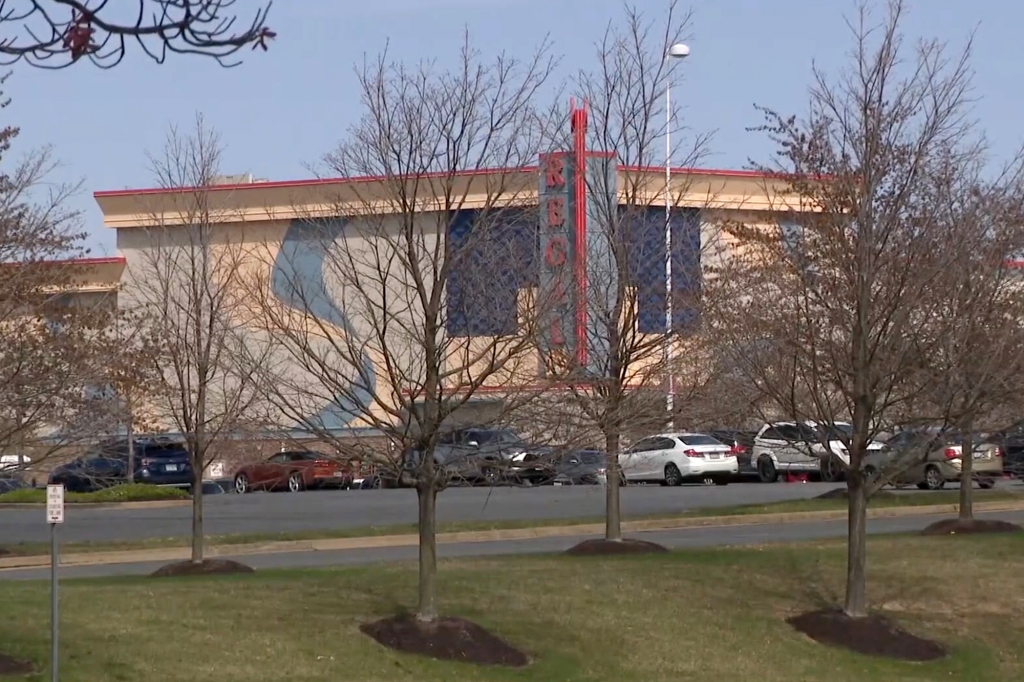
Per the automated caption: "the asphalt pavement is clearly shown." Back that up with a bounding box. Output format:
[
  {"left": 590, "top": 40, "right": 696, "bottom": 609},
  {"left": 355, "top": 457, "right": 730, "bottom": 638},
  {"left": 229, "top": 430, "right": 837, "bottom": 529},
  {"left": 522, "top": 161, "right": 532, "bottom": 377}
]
[
  {"left": 1, "top": 480, "right": 853, "bottom": 545},
  {"left": 4, "top": 509, "right": 1021, "bottom": 581},
  {"left": 1, "top": 479, "right": 1017, "bottom": 546}
]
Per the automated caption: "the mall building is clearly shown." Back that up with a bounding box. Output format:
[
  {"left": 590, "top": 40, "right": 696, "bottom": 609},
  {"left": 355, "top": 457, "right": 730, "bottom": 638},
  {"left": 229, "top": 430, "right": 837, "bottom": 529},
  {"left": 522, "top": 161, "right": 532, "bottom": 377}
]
[{"left": 77, "top": 158, "right": 798, "bottom": 440}]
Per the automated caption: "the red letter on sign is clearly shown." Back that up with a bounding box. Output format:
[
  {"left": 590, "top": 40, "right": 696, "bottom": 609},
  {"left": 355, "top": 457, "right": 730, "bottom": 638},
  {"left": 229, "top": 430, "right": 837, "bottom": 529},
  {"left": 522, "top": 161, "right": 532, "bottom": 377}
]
[
  {"left": 547, "top": 197, "right": 565, "bottom": 228},
  {"left": 551, "top": 276, "right": 567, "bottom": 306},
  {"left": 550, "top": 318, "right": 566, "bottom": 345},
  {"left": 545, "top": 237, "right": 568, "bottom": 267},
  {"left": 546, "top": 156, "right": 564, "bottom": 188}
]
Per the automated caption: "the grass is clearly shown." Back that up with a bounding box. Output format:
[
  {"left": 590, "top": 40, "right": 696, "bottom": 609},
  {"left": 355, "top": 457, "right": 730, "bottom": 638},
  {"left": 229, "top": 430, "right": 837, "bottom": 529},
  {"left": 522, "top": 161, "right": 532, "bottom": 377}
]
[
  {"left": 2, "top": 488, "right": 1021, "bottom": 559},
  {"left": 1, "top": 534, "right": 1023, "bottom": 681},
  {"left": 0, "top": 484, "right": 190, "bottom": 505}
]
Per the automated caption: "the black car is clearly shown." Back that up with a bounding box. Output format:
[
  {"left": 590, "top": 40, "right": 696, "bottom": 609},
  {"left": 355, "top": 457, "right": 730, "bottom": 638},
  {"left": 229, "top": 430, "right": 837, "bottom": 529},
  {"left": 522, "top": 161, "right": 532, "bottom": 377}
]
[
  {"left": 48, "top": 437, "right": 193, "bottom": 492},
  {"left": 551, "top": 450, "right": 608, "bottom": 485},
  {"left": 0, "top": 475, "right": 25, "bottom": 495},
  {"left": 709, "top": 429, "right": 757, "bottom": 477},
  {"left": 985, "top": 426, "right": 1024, "bottom": 478}
]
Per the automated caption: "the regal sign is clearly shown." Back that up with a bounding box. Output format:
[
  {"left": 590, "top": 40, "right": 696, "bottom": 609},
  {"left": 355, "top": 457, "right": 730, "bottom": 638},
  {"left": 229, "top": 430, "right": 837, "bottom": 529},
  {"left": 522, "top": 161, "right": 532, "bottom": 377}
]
[
  {"left": 537, "top": 101, "right": 619, "bottom": 377},
  {"left": 538, "top": 152, "right": 577, "bottom": 358}
]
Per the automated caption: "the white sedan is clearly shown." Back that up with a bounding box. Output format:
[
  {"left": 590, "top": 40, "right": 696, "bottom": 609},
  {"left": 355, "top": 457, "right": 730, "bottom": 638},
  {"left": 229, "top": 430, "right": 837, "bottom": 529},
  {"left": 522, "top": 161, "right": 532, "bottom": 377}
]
[
  {"left": 618, "top": 433, "right": 738, "bottom": 486},
  {"left": 0, "top": 454, "right": 30, "bottom": 471}
]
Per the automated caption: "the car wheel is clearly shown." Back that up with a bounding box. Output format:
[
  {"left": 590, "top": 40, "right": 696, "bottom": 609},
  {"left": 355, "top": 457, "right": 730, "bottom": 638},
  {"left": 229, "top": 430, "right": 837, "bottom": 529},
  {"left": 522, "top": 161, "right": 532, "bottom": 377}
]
[
  {"left": 757, "top": 456, "right": 778, "bottom": 483},
  {"left": 287, "top": 472, "right": 304, "bottom": 493},
  {"left": 821, "top": 456, "right": 844, "bottom": 483},
  {"left": 664, "top": 463, "right": 683, "bottom": 487},
  {"left": 924, "top": 466, "right": 945, "bottom": 491},
  {"left": 482, "top": 467, "right": 501, "bottom": 486},
  {"left": 863, "top": 465, "right": 880, "bottom": 486},
  {"left": 978, "top": 477, "right": 997, "bottom": 490},
  {"left": 234, "top": 474, "right": 249, "bottom": 494}
]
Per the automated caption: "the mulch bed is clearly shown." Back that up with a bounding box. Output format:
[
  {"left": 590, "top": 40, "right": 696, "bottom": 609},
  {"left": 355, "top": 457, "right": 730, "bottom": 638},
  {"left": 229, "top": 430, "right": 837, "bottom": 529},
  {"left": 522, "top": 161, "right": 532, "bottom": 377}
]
[
  {"left": 0, "top": 652, "right": 36, "bottom": 676},
  {"left": 360, "top": 614, "right": 530, "bottom": 667},
  {"left": 787, "top": 609, "right": 946, "bottom": 661},
  {"left": 921, "top": 518, "right": 1024, "bottom": 536},
  {"left": 0, "top": 548, "right": 10, "bottom": 558},
  {"left": 150, "top": 558, "right": 255, "bottom": 578},
  {"left": 564, "top": 538, "right": 669, "bottom": 556}
]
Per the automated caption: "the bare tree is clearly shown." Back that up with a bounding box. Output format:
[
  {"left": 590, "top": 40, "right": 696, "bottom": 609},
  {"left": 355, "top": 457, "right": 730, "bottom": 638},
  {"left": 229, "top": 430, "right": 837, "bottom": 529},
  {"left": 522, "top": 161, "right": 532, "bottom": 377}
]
[
  {"left": 77, "top": 308, "right": 165, "bottom": 477},
  {"left": 714, "top": 0, "right": 978, "bottom": 618},
  {"left": 0, "top": 77, "right": 102, "bottom": 478},
  {"left": 124, "top": 115, "right": 268, "bottom": 565},
  {"left": 537, "top": 2, "right": 719, "bottom": 545},
  {"left": 0, "top": 0, "right": 274, "bottom": 68},
  {"left": 913, "top": 153, "right": 1024, "bottom": 521},
  {"left": 240, "top": 37, "right": 558, "bottom": 624}
]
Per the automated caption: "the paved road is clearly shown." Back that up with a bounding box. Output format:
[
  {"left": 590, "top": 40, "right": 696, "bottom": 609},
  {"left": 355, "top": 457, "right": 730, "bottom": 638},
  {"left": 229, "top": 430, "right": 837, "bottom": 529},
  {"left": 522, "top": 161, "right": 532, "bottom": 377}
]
[
  {"left": 4, "top": 509, "right": 1021, "bottom": 581},
  {"left": 1, "top": 479, "right": 1017, "bottom": 546}
]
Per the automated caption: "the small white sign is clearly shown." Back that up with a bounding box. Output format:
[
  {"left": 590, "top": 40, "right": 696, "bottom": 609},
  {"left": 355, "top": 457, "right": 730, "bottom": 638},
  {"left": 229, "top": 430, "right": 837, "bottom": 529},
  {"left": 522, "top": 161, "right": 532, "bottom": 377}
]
[
  {"left": 208, "top": 462, "right": 225, "bottom": 479},
  {"left": 46, "top": 484, "right": 65, "bottom": 524}
]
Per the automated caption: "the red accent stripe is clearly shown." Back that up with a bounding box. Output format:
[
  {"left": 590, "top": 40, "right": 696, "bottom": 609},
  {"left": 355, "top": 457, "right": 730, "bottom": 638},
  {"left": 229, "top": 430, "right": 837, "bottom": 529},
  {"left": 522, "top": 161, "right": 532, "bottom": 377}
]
[{"left": 572, "top": 103, "right": 588, "bottom": 368}]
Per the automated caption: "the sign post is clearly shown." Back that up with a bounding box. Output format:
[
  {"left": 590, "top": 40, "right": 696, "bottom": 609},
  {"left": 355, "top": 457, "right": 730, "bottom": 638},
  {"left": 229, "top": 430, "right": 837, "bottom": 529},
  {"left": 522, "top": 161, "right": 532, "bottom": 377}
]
[{"left": 46, "top": 484, "right": 64, "bottom": 682}]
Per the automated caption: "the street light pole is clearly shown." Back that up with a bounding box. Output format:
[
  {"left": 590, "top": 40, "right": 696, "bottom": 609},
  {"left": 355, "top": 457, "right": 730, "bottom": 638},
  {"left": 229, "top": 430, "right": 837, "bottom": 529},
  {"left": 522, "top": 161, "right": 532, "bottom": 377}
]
[{"left": 664, "top": 42, "right": 690, "bottom": 431}]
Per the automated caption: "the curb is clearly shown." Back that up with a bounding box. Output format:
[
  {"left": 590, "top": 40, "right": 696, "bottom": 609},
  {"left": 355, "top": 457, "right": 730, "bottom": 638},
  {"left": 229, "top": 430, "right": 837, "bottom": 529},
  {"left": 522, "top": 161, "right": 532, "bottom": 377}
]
[
  {"left": 0, "top": 500, "right": 191, "bottom": 510},
  {"left": 3, "top": 500, "right": 1024, "bottom": 571}
]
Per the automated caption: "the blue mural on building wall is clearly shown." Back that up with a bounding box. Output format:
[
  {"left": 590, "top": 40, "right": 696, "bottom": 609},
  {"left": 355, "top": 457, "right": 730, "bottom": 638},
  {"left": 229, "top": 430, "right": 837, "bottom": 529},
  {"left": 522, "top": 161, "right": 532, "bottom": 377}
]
[
  {"left": 445, "top": 205, "right": 702, "bottom": 337},
  {"left": 269, "top": 206, "right": 702, "bottom": 427},
  {"left": 271, "top": 218, "right": 377, "bottom": 431}
]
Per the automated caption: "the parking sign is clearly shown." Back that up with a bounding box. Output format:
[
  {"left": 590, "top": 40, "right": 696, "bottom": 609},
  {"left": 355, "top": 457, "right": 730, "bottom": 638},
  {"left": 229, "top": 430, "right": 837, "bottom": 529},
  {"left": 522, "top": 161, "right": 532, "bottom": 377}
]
[{"left": 46, "top": 484, "right": 65, "bottom": 524}]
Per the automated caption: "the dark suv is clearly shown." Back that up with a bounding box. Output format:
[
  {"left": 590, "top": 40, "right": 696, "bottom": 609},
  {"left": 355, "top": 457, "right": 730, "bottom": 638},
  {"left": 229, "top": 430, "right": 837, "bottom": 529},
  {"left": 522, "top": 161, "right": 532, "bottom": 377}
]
[{"left": 48, "top": 438, "right": 193, "bottom": 492}]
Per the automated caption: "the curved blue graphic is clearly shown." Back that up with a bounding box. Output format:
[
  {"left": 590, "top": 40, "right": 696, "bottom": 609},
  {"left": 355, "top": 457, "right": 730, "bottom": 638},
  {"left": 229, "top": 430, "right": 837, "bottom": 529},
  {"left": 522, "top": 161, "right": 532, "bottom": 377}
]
[{"left": 271, "top": 218, "right": 376, "bottom": 430}]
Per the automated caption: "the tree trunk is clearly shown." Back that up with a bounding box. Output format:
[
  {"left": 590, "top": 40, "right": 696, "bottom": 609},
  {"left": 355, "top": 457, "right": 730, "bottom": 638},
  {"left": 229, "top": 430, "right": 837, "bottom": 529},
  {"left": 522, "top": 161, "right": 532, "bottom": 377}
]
[
  {"left": 191, "top": 458, "right": 204, "bottom": 564},
  {"left": 959, "top": 428, "right": 974, "bottom": 523},
  {"left": 843, "top": 474, "right": 868, "bottom": 618},
  {"left": 126, "top": 420, "right": 135, "bottom": 481},
  {"left": 604, "top": 429, "right": 622, "bottom": 542},
  {"left": 416, "top": 483, "right": 439, "bottom": 622}
]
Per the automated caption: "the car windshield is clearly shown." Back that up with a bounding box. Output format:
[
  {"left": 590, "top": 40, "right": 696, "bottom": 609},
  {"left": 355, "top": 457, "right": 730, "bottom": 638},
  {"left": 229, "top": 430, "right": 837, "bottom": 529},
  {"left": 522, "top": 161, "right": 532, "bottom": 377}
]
[
  {"left": 141, "top": 443, "right": 188, "bottom": 458},
  {"left": 576, "top": 451, "right": 605, "bottom": 464},
  {"left": 818, "top": 424, "right": 853, "bottom": 441},
  {"left": 678, "top": 435, "right": 723, "bottom": 446},
  {"left": 470, "top": 429, "right": 524, "bottom": 445}
]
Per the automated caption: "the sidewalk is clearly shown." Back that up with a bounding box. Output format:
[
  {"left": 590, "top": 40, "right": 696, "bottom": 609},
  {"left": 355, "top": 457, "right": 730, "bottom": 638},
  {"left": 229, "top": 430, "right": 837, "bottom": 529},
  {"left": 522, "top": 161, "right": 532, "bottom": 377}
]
[{"left": 3, "top": 499, "right": 1022, "bottom": 572}]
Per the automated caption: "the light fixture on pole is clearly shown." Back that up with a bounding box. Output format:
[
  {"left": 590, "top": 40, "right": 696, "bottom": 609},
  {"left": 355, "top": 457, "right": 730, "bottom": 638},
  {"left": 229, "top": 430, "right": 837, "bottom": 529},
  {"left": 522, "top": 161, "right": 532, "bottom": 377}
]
[{"left": 664, "top": 42, "right": 689, "bottom": 431}]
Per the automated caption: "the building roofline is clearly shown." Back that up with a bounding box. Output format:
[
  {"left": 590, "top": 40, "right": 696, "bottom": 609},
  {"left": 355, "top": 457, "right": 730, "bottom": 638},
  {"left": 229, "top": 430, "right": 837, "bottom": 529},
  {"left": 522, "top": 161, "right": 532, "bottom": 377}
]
[
  {"left": 42, "top": 256, "right": 126, "bottom": 266},
  {"left": 92, "top": 164, "right": 778, "bottom": 200}
]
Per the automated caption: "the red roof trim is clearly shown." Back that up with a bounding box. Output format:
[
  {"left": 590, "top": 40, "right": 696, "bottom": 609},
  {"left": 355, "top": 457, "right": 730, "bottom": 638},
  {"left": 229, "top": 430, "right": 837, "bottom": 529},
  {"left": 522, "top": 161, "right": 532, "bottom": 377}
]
[{"left": 93, "top": 164, "right": 778, "bottom": 200}]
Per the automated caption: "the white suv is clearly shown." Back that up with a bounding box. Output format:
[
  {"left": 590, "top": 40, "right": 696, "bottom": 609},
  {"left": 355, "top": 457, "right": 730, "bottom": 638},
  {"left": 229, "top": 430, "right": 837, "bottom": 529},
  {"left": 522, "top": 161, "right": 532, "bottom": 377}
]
[
  {"left": 752, "top": 421, "right": 884, "bottom": 482},
  {"left": 618, "top": 433, "right": 738, "bottom": 486}
]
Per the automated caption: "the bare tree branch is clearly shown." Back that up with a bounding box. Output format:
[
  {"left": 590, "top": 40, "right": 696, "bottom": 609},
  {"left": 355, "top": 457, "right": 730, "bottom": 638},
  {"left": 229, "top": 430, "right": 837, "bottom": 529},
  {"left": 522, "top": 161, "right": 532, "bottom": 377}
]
[{"left": 0, "top": 0, "right": 274, "bottom": 69}]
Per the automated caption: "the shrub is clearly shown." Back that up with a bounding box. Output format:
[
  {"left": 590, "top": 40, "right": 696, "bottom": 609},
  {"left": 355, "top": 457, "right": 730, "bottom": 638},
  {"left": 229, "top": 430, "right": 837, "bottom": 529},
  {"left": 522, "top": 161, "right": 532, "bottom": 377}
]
[{"left": 0, "top": 484, "right": 190, "bottom": 504}]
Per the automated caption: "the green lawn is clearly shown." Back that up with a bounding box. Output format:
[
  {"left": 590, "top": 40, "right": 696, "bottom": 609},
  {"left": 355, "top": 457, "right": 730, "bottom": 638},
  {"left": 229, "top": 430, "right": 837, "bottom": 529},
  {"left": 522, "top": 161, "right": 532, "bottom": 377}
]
[
  {"left": 1, "top": 534, "right": 1022, "bottom": 681},
  {"left": 2, "top": 488, "right": 1021, "bottom": 559},
  {"left": 0, "top": 484, "right": 189, "bottom": 505}
]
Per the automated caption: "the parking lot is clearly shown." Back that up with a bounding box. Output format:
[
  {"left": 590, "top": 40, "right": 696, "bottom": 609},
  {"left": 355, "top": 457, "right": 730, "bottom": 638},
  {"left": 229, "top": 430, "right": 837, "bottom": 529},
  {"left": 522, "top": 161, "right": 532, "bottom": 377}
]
[{"left": 3, "top": 478, "right": 1016, "bottom": 546}]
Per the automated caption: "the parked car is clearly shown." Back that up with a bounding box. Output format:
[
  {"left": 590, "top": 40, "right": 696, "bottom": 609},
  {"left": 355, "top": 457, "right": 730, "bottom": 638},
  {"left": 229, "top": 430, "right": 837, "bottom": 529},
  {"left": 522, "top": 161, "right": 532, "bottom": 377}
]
[
  {"left": 233, "top": 451, "right": 354, "bottom": 493},
  {"left": 0, "top": 474, "right": 25, "bottom": 494},
  {"left": 619, "top": 433, "right": 737, "bottom": 486},
  {"left": 865, "top": 429, "right": 1003, "bottom": 490},
  {"left": 709, "top": 429, "right": 757, "bottom": 477},
  {"left": 982, "top": 424, "right": 1024, "bottom": 478},
  {"left": 751, "top": 421, "right": 885, "bottom": 483},
  {"left": 48, "top": 438, "right": 193, "bottom": 492},
  {"left": 0, "top": 454, "right": 31, "bottom": 472},
  {"left": 413, "top": 427, "right": 555, "bottom": 486},
  {"left": 551, "top": 450, "right": 608, "bottom": 485}
]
